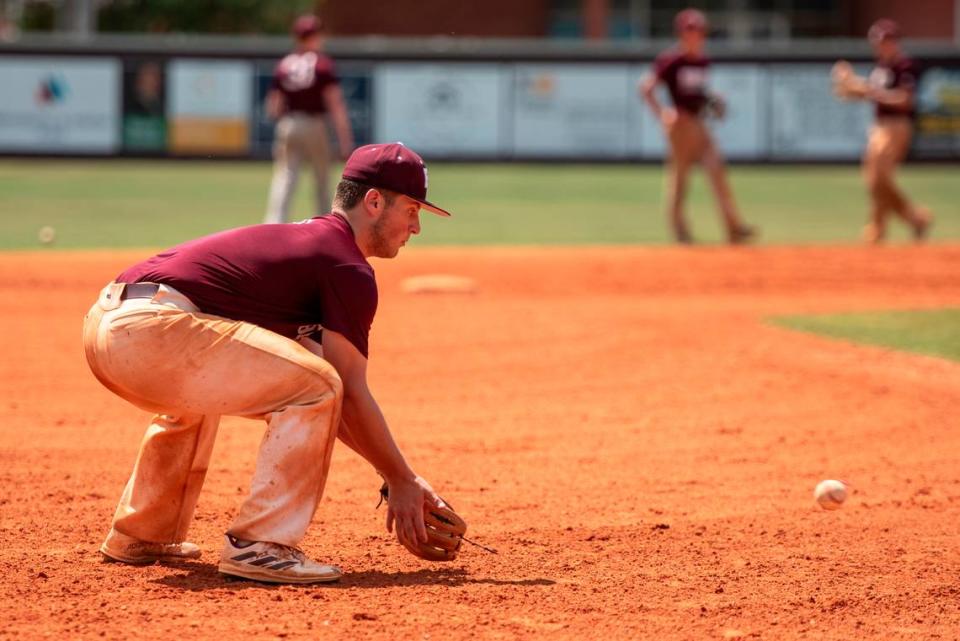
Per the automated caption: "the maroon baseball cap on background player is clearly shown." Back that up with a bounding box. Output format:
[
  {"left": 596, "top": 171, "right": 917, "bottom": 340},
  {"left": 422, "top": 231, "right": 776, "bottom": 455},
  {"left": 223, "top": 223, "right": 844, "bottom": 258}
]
[
  {"left": 675, "top": 8, "right": 707, "bottom": 34},
  {"left": 341, "top": 143, "right": 453, "bottom": 217},
  {"left": 868, "top": 18, "right": 901, "bottom": 44},
  {"left": 292, "top": 15, "right": 323, "bottom": 39}
]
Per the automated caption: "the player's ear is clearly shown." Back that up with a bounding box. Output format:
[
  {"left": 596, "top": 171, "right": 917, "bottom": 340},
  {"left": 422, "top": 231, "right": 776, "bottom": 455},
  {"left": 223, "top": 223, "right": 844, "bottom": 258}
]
[{"left": 362, "top": 188, "right": 386, "bottom": 217}]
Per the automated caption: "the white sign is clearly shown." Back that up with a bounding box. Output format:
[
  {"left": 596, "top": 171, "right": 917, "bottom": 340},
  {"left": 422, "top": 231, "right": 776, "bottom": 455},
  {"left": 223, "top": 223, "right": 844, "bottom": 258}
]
[
  {"left": 512, "top": 64, "right": 632, "bottom": 157},
  {"left": 769, "top": 64, "right": 871, "bottom": 159},
  {"left": 0, "top": 56, "right": 120, "bottom": 152},
  {"left": 375, "top": 63, "right": 506, "bottom": 156},
  {"left": 168, "top": 59, "right": 252, "bottom": 118},
  {"left": 631, "top": 63, "right": 768, "bottom": 159}
]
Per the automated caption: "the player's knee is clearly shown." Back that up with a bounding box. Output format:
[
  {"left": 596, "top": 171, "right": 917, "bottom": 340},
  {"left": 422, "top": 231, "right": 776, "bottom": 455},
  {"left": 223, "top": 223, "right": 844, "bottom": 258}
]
[{"left": 303, "top": 365, "right": 343, "bottom": 407}]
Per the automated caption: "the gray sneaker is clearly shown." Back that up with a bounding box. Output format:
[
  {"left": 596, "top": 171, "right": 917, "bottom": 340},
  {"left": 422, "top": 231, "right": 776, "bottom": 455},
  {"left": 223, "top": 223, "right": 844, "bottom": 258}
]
[
  {"left": 100, "top": 528, "right": 201, "bottom": 565},
  {"left": 218, "top": 535, "right": 342, "bottom": 584}
]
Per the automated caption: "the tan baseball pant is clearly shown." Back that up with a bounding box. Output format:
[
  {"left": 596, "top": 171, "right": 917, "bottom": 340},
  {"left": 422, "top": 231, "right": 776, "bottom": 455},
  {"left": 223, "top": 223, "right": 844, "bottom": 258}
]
[
  {"left": 265, "top": 113, "right": 331, "bottom": 223},
  {"left": 862, "top": 116, "right": 917, "bottom": 235},
  {"left": 83, "top": 283, "right": 343, "bottom": 547},
  {"left": 664, "top": 111, "right": 742, "bottom": 238}
]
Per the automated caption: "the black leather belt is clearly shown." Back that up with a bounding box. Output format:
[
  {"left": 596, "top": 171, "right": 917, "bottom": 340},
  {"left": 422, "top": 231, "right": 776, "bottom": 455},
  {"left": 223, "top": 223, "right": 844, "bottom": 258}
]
[{"left": 120, "top": 282, "right": 161, "bottom": 301}]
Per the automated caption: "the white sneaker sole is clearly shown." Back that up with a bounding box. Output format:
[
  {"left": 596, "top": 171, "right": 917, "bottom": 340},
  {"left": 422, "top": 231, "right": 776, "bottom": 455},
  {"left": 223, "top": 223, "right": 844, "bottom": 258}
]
[
  {"left": 218, "top": 560, "right": 342, "bottom": 584},
  {"left": 100, "top": 543, "right": 201, "bottom": 565}
]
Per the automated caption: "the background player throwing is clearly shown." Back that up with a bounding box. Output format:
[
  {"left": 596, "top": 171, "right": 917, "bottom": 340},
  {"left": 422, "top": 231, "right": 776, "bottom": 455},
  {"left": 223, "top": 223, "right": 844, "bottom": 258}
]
[{"left": 832, "top": 20, "right": 933, "bottom": 244}]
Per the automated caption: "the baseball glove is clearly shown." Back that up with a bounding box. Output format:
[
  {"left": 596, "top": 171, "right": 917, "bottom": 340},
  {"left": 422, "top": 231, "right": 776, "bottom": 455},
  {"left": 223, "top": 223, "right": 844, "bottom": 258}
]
[
  {"left": 831, "top": 60, "right": 870, "bottom": 101},
  {"left": 704, "top": 93, "right": 726, "bottom": 120},
  {"left": 378, "top": 482, "right": 467, "bottom": 562}
]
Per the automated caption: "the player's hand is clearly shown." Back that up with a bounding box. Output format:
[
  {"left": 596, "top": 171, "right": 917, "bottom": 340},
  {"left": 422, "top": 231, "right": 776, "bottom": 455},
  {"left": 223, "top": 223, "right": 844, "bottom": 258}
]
[
  {"left": 706, "top": 94, "right": 726, "bottom": 120},
  {"left": 660, "top": 108, "right": 678, "bottom": 130},
  {"left": 384, "top": 475, "right": 443, "bottom": 550}
]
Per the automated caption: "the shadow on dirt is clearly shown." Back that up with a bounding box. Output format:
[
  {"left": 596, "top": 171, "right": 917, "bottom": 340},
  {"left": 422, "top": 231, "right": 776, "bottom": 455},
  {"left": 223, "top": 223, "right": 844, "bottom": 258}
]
[{"left": 150, "top": 563, "right": 555, "bottom": 592}]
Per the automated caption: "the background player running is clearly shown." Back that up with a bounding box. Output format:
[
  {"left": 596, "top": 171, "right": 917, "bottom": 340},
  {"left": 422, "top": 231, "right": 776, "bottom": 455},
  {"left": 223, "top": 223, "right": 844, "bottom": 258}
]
[
  {"left": 264, "top": 14, "right": 355, "bottom": 223},
  {"left": 640, "top": 8, "right": 756, "bottom": 245}
]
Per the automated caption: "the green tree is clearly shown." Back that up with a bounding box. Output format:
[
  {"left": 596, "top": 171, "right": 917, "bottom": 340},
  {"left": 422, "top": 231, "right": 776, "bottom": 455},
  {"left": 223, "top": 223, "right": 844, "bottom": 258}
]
[{"left": 96, "top": 0, "right": 318, "bottom": 34}]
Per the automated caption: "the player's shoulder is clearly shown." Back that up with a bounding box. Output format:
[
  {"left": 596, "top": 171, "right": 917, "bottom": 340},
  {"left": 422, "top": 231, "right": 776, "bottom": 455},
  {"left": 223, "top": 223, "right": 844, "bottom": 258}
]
[
  {"left": 654, "top": 48, "right": 681, "bottom": 66},
  {"left": 898, "top": 56, "right": 920, "bottom": 73},
  {"left": 303, "top": 215, "right": 370, "bottom": 265},
  {"left": 314, "top": 53, "right": 336, "bottom": 70}
]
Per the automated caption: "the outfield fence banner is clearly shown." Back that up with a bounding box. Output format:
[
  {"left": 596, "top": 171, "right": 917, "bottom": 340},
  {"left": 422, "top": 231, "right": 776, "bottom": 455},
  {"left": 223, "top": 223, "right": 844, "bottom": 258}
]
[
  {"left": 250, "top": 60, "right": 276, "bottom": 157},
  {"left": 338, "top": 63, "right": 375, "bottom": 150},
  {"left": 0, "top": 50, "right": 958, "bottom": 162},
  {"left": 914, "top": 65, "right": 960, "bottom": 158},
  {"left": 768, "top": 64, "right": 872, "bottom": 159},
  {"left": 375, "top": 63, "right": 507, "bottom": 156},
  {"left": 122, "top": 58, "right": 167, "bottom": 153},
  {"left": 0, "top": 56, "right": 119, "bottom": 152},
  {"left": 168, "top": 59, "right": 252, "bottom": 154},
  {"left": 512, "top": 64, "right": 632, "bottom": 157}
]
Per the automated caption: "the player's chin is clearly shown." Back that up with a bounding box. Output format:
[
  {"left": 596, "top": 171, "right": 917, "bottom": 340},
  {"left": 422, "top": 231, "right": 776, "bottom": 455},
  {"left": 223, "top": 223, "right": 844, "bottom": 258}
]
[{"left": 380, "top": 244, "right": 403, "bottom": 259}]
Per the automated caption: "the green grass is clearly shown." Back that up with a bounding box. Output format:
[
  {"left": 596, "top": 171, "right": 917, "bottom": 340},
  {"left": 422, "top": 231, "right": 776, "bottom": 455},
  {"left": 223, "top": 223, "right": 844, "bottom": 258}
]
[
  {"left": 774, "top": 309, "right": 960, "bottom": 362},
  {"left": 0, "top": 160, "right": 958, "bottom": 249}
]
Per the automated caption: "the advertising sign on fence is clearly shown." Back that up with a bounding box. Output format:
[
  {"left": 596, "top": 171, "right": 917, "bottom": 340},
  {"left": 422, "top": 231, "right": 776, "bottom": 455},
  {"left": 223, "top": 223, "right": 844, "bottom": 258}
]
[
  {"left": 0, "top": 56, "right": 119, "bottom": 152},
  {"left": 375, "top": 63, "right": 506, "bottom": 156},
  {"left": 914, "top": 65, "right": 960, "bottom": 158},
  {"left": 512, "top": 64, "right": 632, "bottom": 157},
  {"left": 122, "top": 59, "right": 167, "bottom": 153},
  {"left": 168, "top": 59, "right": 252, "bottom": 154},
  {"left": 769, "top": 64, "right": 871, "bottom": 159}
]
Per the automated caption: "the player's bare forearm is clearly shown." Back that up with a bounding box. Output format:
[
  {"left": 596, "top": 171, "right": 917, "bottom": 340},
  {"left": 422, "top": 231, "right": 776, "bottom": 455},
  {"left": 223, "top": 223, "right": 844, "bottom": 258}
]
[
  {"left": 640, "top": 76, "right": 662, "bottom": 119},
  {"left": 265, "top": 90, "right": 285, "bottom": 120},
  {"left": 869, "top": 87, "right": 914, "bottom": 109},
  {"left": 321, "top": 329, "right": 412, "bottom": 482},
  {"left": 338, "top": 387, "right": 415, "bottom": 483}
]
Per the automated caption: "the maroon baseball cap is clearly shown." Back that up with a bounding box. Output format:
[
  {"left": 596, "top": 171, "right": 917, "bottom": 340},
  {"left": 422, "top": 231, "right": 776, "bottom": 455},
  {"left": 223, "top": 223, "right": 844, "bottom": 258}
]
[
  {"left": 868, "top": 18, "right": 901, "bottom": 43},
  {"left": 292, "top": 15, "right": 323, "bottom": 39},
  {"left": 341, "top": 143, "right": 452, "bottom": 217},
  {"left": 675, "top": 8, "right": 707, "bottom": 34}
]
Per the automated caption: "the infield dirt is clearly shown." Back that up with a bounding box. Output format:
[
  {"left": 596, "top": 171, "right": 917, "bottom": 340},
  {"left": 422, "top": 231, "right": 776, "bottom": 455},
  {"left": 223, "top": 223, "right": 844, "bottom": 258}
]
[{"left": 1, "top": 245, "right": 959, "bottom": 640}]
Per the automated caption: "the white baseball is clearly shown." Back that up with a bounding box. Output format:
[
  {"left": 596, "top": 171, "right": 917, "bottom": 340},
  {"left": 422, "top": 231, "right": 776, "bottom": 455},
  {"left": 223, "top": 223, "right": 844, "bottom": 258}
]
[
  {"left": 38, "top": 225, "right": 56, "bottom": 245},
  {"left": 814, "top": 480, "right": 848, "bottom": 510}
]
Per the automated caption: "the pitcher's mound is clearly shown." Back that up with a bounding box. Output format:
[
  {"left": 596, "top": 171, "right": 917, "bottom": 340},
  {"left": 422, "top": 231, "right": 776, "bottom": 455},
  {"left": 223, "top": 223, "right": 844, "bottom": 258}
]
[{"left": 401, "top": 274, "right": 478, "bottom": 295}]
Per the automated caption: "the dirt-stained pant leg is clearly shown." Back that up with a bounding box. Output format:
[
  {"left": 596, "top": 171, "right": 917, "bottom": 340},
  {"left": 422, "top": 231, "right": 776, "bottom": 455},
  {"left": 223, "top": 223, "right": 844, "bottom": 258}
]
[
  {"left": 83, "top": 285, "right": 343, "bottom": 547},
  {"left": 264, "top": 115, "right": 330, "bottom": 223},
  {"left": 700, "top": 131, "right": 743, "bottom": 231},
  {"left": 665, "top": 113, "right": 707, "bottom": 240},
  {"left": 862, "top": 118, "right": 915, "bottom": 239},
  {"left": 299, "top": 116, "right": 331, "bottom": 216}
]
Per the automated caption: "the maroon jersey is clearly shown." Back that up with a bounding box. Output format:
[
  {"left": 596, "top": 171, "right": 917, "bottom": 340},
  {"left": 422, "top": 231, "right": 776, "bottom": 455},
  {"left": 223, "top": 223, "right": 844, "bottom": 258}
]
[
  {"left": 653, "top": 49, "right": 710, "bottom": 115},
  {"left": 869, "top": 57, "right": 918, "bottom": 119},
  {"left": 117, "top": 214, "right": 377, "bottom": 358},
  {"left": 272, "top": 51, "right": 339, "bottom": 115}
]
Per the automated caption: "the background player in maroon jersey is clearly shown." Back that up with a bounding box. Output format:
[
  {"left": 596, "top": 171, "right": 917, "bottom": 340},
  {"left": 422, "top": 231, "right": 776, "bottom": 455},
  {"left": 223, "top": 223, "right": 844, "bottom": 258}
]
[
  {"left": 640, "top": 8, "right": 755, "bottom": 245},
  {"left": 85, "top": 143, "right": 453, "bottom": 584},
  {"left": 858, "top": 20, "right": 933, "bottom": 243},
  {"left": 264, "top": 15, "right": 355, "bottom": 223}
]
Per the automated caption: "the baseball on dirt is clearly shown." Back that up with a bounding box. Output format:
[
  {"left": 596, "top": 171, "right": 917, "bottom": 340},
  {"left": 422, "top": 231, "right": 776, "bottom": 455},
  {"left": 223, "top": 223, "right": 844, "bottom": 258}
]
[
  {"left": 38, "top": 225, "right": 57, "bottom": 245},
  {"left": 814, "top": 480, "right": 848, "bottom": 510}
]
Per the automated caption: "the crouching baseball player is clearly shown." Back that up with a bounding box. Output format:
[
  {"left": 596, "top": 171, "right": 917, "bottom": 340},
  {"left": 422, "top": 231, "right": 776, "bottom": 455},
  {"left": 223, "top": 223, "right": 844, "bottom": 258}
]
[{"left": 84, "top": 143, "right": 456, "bottom": 584}]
